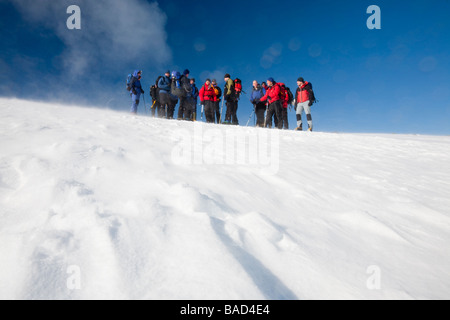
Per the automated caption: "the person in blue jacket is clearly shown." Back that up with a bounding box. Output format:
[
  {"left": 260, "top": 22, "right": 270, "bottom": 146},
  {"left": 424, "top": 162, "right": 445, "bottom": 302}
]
[
  {"left": 190, "top": 78, "right": 199, "bottom": 120},
  {"left": 158, "top": 70, "right": 171, "bottom": 94},
  {"left": 130, "top": 70, "right": 144, "bottom": 114},
  {"left": 250, "top": 80, "right": 266, "bottom": 127}
]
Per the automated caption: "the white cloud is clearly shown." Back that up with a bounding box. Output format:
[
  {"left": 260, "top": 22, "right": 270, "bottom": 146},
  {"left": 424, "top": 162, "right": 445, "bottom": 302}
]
[
  {"left": 5, "top": 0, "right": 172, "bottom": 106},
  {"left": 260, "top": 43, "right": 283, "bottom": 69},
  {"left": 8, "top": 0, "right": 172, "bottom": 77}
]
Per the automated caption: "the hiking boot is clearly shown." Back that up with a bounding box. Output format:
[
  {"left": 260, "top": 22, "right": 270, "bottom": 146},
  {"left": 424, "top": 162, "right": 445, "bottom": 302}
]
[{"left": 295, "top": 126, "right": 302, "bottom": 131}]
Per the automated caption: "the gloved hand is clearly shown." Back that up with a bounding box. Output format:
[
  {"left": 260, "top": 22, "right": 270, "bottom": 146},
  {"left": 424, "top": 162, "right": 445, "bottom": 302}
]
[
  {"left": 308, "top": 100, "right": 313, "bottom": 107},
  {"left": 141, "top": 89, "right": 145, "bottom": 94},
  {"left": 132, "top": 90, "right": 137, "bottom": 95}
]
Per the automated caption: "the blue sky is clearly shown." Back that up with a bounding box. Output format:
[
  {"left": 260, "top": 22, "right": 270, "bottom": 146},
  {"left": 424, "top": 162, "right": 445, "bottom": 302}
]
[{"left": 1, "top": 0, "right": 449, "bottom": 134}]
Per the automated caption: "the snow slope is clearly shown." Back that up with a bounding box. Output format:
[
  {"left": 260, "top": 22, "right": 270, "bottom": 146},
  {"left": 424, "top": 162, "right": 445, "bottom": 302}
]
[{"left": 1, "top": 98, "right": 449, "bottom": 300}]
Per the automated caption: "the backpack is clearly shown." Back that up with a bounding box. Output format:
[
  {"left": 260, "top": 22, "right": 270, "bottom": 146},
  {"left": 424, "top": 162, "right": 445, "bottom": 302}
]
[
  {"left": 286, "top": 87, "right": 294, "bottom": 105},
  {"left": 171, "top": 71, "right": 191, "bottom": 98},
  {"left": 171, "top": 71, "right": 184, "bottom": 98},
  {"left": 234, "top": 78, "right": 242, "bottom": 98},
  {"left": 307, "top": 83, "right": 317, "bottom": 105},
  {"left": 214, "top": 85, "right": 222, "bottom": 99},
  {"left": 126, "top": 73, "right": 133, "bottom": 91},
  {"left": 171, "top": 71, "right": 181, "bottom": 88},
  {"left": 277, "top": 83, "right": 287, "bottom": 101}
]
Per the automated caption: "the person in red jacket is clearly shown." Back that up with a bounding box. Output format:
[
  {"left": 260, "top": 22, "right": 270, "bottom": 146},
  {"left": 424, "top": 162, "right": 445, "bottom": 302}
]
[
  {"left": 258, "top": 77, "right": 283, "bottom": 129},
  {"left": 199, "top": 79, "right": 216, "bottom": 123},
  {"left": 294, "top": 77, "right": 313, "bottom": 131}
]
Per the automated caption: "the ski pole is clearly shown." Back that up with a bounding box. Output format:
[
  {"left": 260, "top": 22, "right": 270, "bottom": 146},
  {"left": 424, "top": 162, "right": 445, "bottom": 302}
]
[
  {"left": 246, "top": 106, "right": 255, "bottom": 127},
  {"left": 219, "top": 95, "right": 225, "bottom": 124},
  {"left": 263, "top": 104, "right": 268, "bottom": 128},
  {"left": 142, "top": 94, "right": 147, "bottom": 115}
]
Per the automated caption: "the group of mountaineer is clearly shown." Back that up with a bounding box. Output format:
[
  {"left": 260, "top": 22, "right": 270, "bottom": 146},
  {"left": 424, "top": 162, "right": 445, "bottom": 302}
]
[{"left": 127, "top": 69, "right": 316, "bottom": 132}]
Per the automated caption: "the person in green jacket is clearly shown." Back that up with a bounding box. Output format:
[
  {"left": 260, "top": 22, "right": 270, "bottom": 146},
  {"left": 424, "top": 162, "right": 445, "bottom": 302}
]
[{"left": 223, "top": 74, "right": 239, "bottom": 125}]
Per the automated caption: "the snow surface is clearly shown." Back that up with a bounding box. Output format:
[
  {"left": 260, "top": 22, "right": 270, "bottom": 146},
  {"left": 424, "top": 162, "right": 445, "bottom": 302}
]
[{"left": 1, "top": 98, "right": 450, "bottom": 300}]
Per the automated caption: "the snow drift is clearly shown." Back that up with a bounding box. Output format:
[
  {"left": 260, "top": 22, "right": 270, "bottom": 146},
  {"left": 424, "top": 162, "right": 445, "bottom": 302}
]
[{"left": 0, "top": 98, "right": 449, "bottom": 300}]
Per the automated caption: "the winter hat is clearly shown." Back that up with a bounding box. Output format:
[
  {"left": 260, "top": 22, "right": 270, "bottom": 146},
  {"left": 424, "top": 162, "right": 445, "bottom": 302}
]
[
  {"left": 224, "top": 73, "right": 231, "bottom": 79},
  {"left": 297, "top": 77, "right": 305, "bottom": 82},
  {"left": 212, "top": 79, "right": 217, "bottom": 83},
  {"left": 267, "top": 77, "right": 275, "bottom": 83},
  {"left": 165, "top": 70, "right": 170, "bottom": 74},
  {"left": 183, "top": 69, "right": 190, "bottom": 75}
]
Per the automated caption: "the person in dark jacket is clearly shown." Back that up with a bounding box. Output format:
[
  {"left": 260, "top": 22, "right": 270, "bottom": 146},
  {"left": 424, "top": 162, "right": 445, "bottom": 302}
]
[
  {"left": 177, "top": 69, "right": 193, "bottom": 120},
  {"left": 211, "top": 79, "right": 222, "bottom": 124},
  {"left": 129, "top": 70, "right": 144, "bottom": 114},
  {"left": 150, "top": 82, "right": 159, "bottom": 118},
  {"left": 259, "top": 77, "right": 283, "bottom": 129},
  {"left": 158, "top": 70, "right": 172, "bottom": 118},
  {"left": 279, "top": 83, "right": 289, "bottom": 130},
  {"left": 250, "top": 80, "right": 266, "bottom": 127},
  {"left": 167, "top": 93, "right": 178, "bottom": 119}
]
